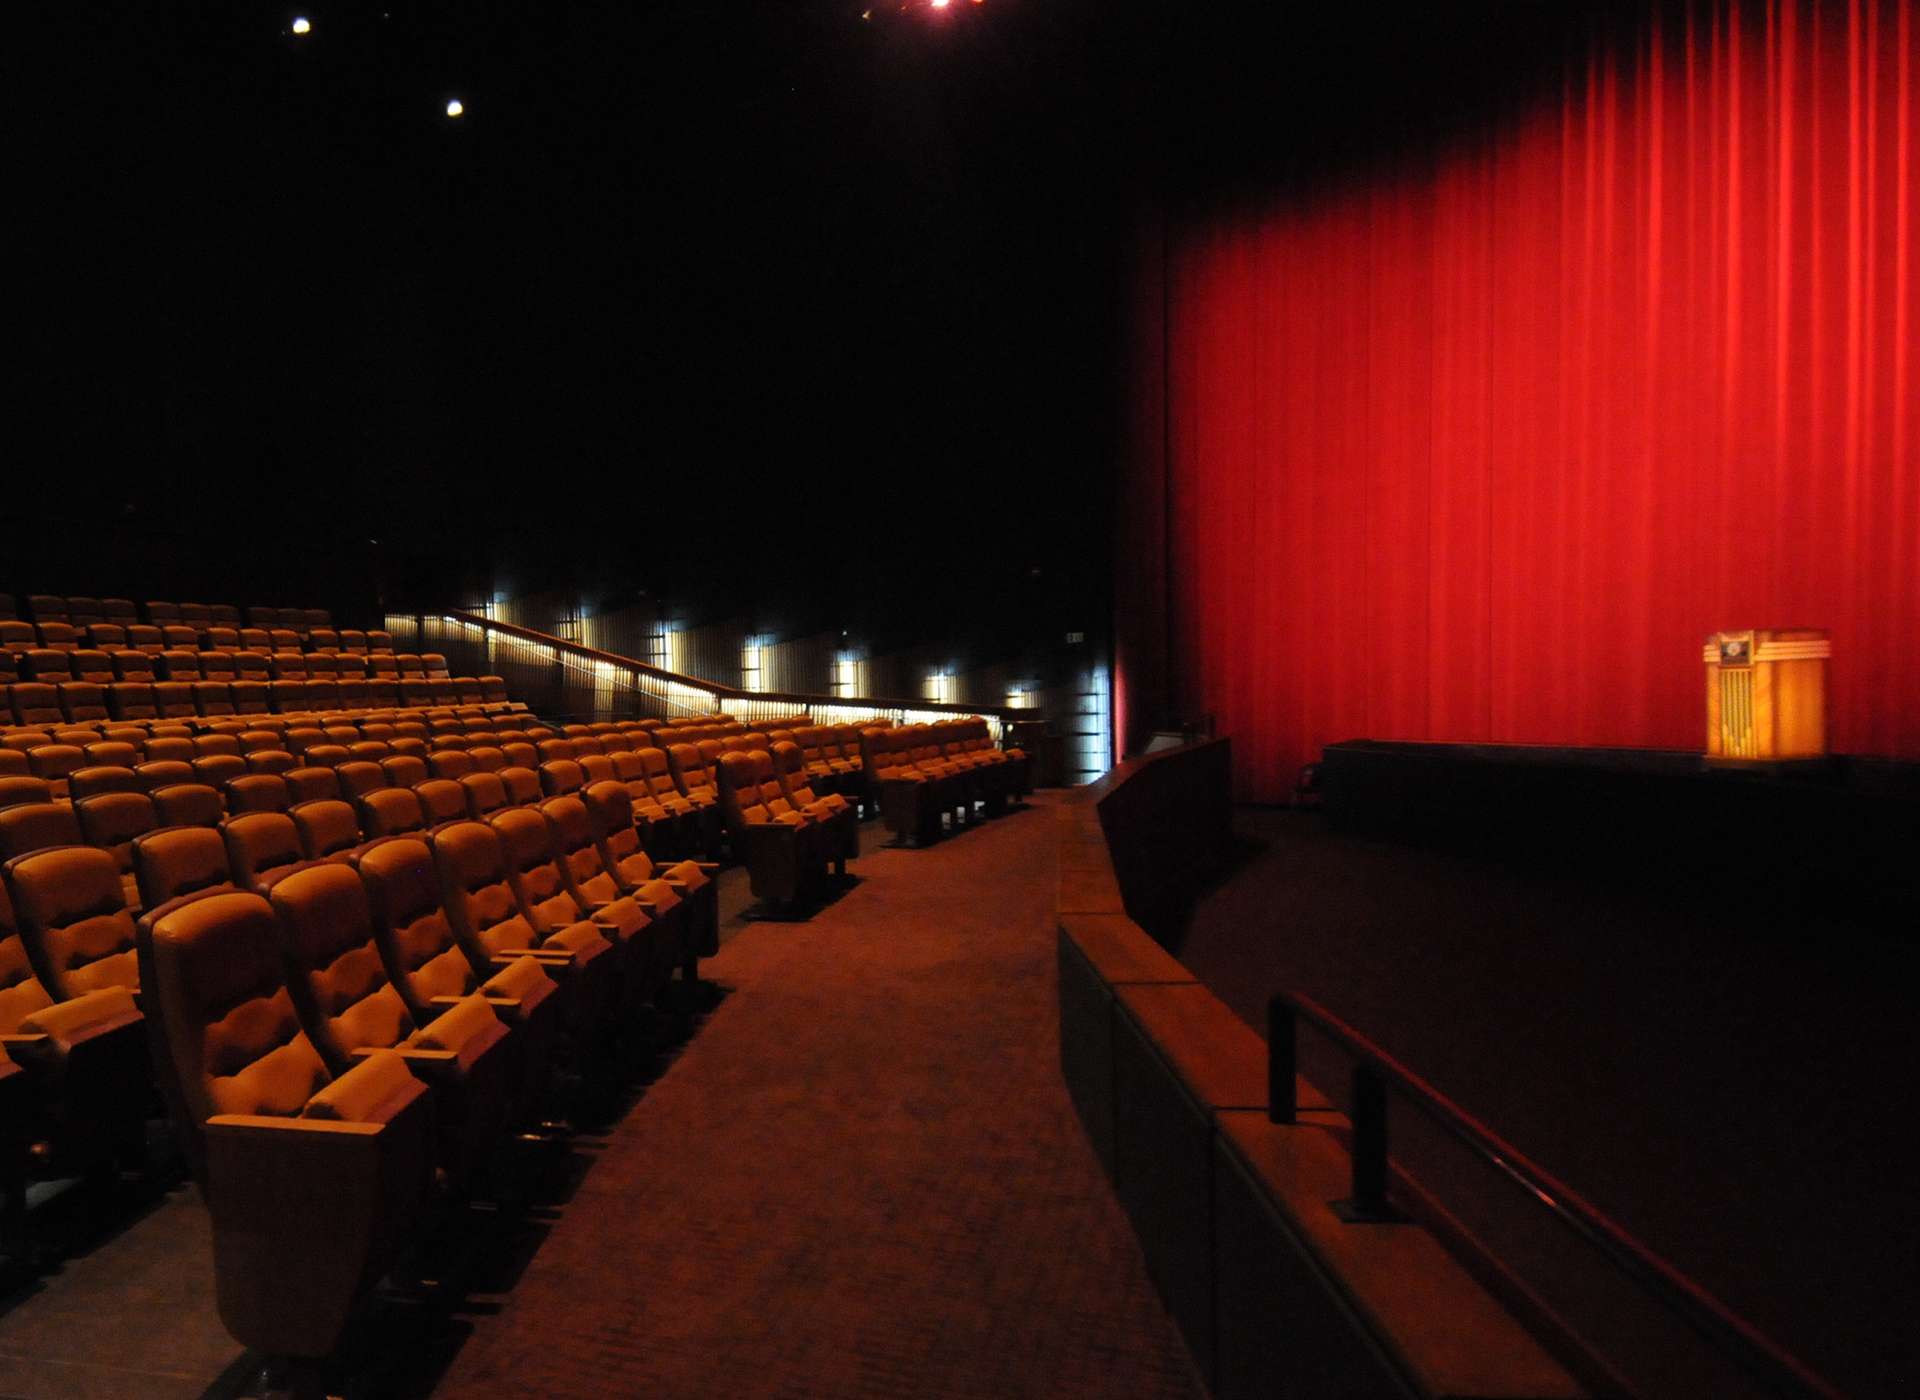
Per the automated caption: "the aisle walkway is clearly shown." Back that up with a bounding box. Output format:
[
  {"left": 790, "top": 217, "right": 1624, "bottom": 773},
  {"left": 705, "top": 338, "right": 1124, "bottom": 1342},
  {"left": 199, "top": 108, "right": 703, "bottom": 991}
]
[{"left": 434, "top": 798, "right": 1201, "bottom": 1398}]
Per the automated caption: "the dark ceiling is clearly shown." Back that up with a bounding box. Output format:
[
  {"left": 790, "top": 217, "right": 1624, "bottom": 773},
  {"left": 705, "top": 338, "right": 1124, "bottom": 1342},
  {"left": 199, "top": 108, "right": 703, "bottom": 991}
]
[{"left": 18, "top": 0, "right": 1619, "bottom": 650}]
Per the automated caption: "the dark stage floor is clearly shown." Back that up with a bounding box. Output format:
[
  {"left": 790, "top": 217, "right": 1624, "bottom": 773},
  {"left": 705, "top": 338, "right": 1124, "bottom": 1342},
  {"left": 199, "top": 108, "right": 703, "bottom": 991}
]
[{"left": 1177, "top": 807, "right": 1917, "bottom": 1400}]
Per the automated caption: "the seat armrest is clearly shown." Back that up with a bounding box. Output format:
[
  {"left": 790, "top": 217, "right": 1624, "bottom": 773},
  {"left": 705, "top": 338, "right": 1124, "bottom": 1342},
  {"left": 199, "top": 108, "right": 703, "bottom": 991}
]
[
  {"left": 350, "top": 1043, "right": 463, "bottom": 1082},
  {"left": 16, "top": 986, "right": 142, "bottom": 1045},
  {"left": 207, "top": 1113, "right": 390, "bottom": 1141},
  {"left": 431, "top": 992, "right": 522, "bottom": 1014}
]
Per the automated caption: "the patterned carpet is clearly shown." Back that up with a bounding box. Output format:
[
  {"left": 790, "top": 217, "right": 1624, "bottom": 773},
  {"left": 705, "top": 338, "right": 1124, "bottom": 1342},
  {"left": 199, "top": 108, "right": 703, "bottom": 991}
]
[{"left": 432, "top": 798, "right": 1202, "bottom": 1399}]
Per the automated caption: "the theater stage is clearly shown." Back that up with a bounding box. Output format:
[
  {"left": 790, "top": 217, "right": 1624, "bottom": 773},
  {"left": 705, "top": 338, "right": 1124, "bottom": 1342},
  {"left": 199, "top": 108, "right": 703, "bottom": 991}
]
[
  {"left": 1318, "top": 739, "right": 1920, "bottom": 923},
  {"left": 1176, "top": 795, "right": 1918, "bottom": 1400}
]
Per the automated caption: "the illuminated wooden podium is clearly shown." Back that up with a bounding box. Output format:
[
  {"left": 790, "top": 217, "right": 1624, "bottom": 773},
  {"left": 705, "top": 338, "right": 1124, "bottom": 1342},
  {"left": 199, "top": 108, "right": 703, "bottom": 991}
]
[{"left": 1702, "top": 629, "right": 1829, "bottom": 762}]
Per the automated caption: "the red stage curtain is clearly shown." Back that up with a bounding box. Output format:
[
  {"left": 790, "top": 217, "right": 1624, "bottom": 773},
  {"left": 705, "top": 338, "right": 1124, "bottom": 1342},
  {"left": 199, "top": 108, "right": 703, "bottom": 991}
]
[{"left": 1140, "top": 0, "right": 1919, "bottom": 800}]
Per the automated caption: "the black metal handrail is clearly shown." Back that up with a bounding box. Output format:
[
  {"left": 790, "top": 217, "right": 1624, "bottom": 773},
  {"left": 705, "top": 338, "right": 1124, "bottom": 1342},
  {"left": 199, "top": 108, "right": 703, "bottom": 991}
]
[
  {"left": 420, "top": 610, "right": 1031, "bottom": 720},
  {"left": 1267, "top": 990, "right": 1841, "bottom": 1400}
]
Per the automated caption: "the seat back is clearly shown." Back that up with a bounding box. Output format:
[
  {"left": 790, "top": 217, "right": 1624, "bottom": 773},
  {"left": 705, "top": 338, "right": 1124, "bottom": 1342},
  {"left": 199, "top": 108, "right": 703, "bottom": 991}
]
[
  {"left": 772, "top": 740, "right": 828, "bottom": 807},
  {"left": 357, "top": 787, "right": 425, "bottom": 840},
  {"left": 333, "top": 761, "right": 386, "bottom": 800},
  {"left": 134, "top": 759, "right": 195, "bottom": 792},
  {"left": 500, "top": 766, "right": 542, "bottom": 806},
  {"left": 226, "top": 773, "right": 292, "bottom": 815},
  {"left": 111, "top": 650, "right": 156, "bottom": 681},
  {"left": 580, "top": 781, "right": 655, "bottom": 884},
  {"left": 0, "top": 878, "right": 56, "bottom": 1036},
  {"left": 74, "top": 790, "right": 159, "bottom": 881},
  {"left": 488, "top": 807, "right": 579, "bottom": 930},
  {"left": 68, "top": 650, "right": 114, "bottom": 683},
  {"left": 269, "top": 863, "right": 414, "bottom": 1068},
  {"left": 465, "top": 745, "right": 505, "bottom": 774},
  {"left": 357, "top": 837, "right": 476, "bottom": 1018},
  {"left": 69, "top": 765, "right": 141, "bottom": 800},
  {"left": 2, "top": 845, "right": 141, "bottom": 1000},
  {"left": 667, "top": 742, "right": 715, "bottom": 799},
  {"left": 0, "top": 776, "right": 53, "bottom": 809},
  {"left": 539, "top": 759, "right": 586, "bottom": 797},
  {"left": 431, "top": 820, "right": 541, "bottom": 959},
  {"left": 460, "top": 772, "right": 509, "bottom": 820},
  {"left": 285, "top": 766, "right": 344, "bottom": 804},
  {"left": 413, "top": 779, "right": 468, "bottom": 829},
  {"left": 133, "top": 825, "right": 236, "bottom": 909},
  {"left": 380, "top": 755, "right": 429, "bottom": 789},
  {"left": 540, "top": 794, "right": 624, "bottom": 906},
  {"left": 222, "top": 812, "right": 308, "bottom": 893},
  {"left": 717, "top": 751, "right": 763, "bottom": 832},
  {"left": 142, "top": 890, "right": 331, "bottom": 1149},
  {"left": 152, "top": 783, "right": 227, "bottom": 829},
  {"left": 428, "top": 750, "right": 475, "bottom": 781},
  {"left": 0, "top": 802, "right": 84, "bottom": 862},
  {"left": 291, "top": 799, "right": 364, "bottom": 860}
]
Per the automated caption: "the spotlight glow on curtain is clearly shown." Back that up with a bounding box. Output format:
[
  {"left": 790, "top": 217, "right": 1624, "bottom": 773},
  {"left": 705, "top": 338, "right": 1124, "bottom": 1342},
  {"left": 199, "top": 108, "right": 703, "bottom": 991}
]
[{"left": 1140, "top": 0, "right": 1918, "bottom": 799}]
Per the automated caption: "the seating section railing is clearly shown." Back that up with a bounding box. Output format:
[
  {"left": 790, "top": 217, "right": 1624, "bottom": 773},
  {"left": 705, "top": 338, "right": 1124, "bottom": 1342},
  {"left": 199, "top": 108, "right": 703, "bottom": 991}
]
[{"left": 388, "top": 609, "right": 1032, "bottom": 741}]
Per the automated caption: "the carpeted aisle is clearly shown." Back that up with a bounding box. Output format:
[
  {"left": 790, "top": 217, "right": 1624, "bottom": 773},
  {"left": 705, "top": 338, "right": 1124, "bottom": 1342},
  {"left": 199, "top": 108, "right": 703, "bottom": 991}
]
[{"left": 434, "top": 797, "right": 1202, "bottom": 1400}]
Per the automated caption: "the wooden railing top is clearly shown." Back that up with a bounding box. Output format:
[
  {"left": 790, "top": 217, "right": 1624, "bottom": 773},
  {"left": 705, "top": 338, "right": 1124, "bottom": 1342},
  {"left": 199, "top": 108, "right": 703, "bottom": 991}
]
[{"left": 422, "top": 610, "right": 1034, "bottom": 721}]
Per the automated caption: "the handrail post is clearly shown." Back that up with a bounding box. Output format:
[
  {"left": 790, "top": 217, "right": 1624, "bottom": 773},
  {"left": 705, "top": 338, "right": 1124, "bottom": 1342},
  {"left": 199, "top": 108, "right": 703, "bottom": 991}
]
[
  {"left": 1332, "top": 1061, "right": 1405, "bottom": 1223},
  {"left": 1267, "top": 996, "right": 1297, "bottom": 1124}
]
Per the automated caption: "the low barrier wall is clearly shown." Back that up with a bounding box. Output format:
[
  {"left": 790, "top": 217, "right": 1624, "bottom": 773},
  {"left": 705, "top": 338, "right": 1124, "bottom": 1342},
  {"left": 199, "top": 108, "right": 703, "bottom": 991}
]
[{"left": 1056, "top": 742, "right": 1583, "bottom": 1399}]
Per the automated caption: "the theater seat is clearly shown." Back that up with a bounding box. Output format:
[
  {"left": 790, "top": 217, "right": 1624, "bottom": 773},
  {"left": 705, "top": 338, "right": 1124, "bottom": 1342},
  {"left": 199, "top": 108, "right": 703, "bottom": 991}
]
[
  {"left": 73, "top": 791, "right": 160, "bottom": 910},
  {"left": 290, "top": 799, "right": 367, "bottom": 862},
  {"left": 2, "top": 845, "right": 144, "bottom": 1003},
  {"left": 772, "top": 741, "right": 859, "bottom": 867},
  {"left": 396, "top": 777, "right": 455, "bottom": 828},
  {"left": 69, "top": 765, "right": 141, "bottom": 801},
  {"left": 358, "top": 837, "right": 559, "bottom": 1118},
  {"left": 861, "top": 727, "right": 945, "bottom": 846},
  {"left": 226, "top": 774, "right": 292, "bottom": 816},
  {"left": 430, "top": 820, "right": 616, "bottom": 1046},
  {"left": 581, "top": 781, "right": 719, "bottom": 961},
  {"left": 133, "top": 760, "right": 195, "bottom": 794},
  {"left": 138, "top": 890, "right": 433, "bottom": 1360},
  {"left": 21, "top": 649, "right": 72, "bottom": 683},
  {"left": 536, "top": 795, "right": 669, "bottom": 1003},
  {"left": 110, "top": 650, "right": 156, "bottom": 682},
  {"left": 716, "top": 751, "right": 827, "bottom": 905},
  {"left": 27, "top": 744, "right": 85, "bottom": 800},
  {"left": 333, "top": 762, "right": 386, "bottom": 800},
  {"left": 132, "top": 825, "right": 236, "bottom": 910},
  {"left": 151, "top": 783, "right": 226, "bottom": 830},
  {"left": 358, "top": 788, "right": 426, "bottom": 840},
  {"left": 58, "top": 682, "right": 110, "bottom": 724},
  {"left": 221, "top": 812, "right": 313, "bottom": 894},
  {"left": 268, "top": 863, "right": 515, "bottom": 1188},
  {"left": 0, "top": 776, "right": 53, "bottom": 809},
  {"left": 67, "top": 650, "right": 115, "bottom": 684},
  {"left": 0, "top": 874, "right": 148, "bottom": 1198}
]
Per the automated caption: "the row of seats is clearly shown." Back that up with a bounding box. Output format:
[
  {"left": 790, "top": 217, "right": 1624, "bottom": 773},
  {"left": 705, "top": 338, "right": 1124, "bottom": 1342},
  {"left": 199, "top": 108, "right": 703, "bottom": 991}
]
[
  {"left": 858, "top": 721, "right": 1032, "bottom": 846},
  {"left": 0, "top": 595, "right": 333, "bottom": 635},
  {"left": 2, "top": 778, "right": 715, "bottom": 1358},
  {"left": 0, "top": 622, "right": 396, "bottom": 659},
  {"left": 3, "top": 674, "right": 508, "bottom": 725}
]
